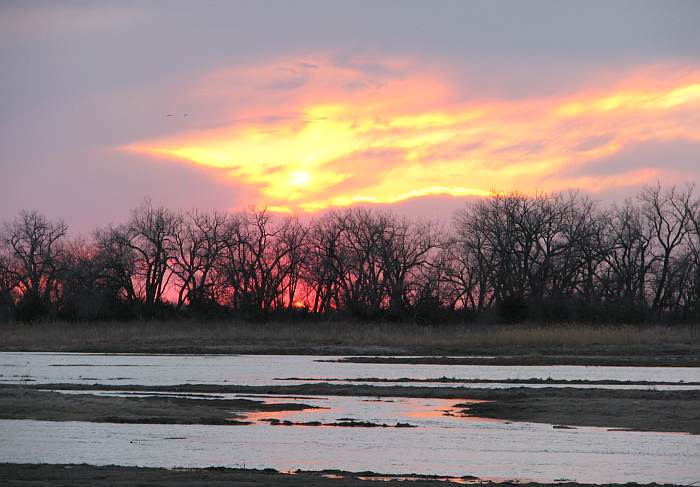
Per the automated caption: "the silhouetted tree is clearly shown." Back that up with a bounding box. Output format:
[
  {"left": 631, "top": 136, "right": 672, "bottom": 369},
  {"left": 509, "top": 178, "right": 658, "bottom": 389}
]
[
  {"left": 93, "top": 225, "right": 139, "bottom": 303},
  {"left": 119, "top": 200, "right": 180, "bottom": 307},
  {"left": 169, "top": 210, "right": 230, "bottom": 309},
  {"left": 640, "top": 184, "right": 695, "bottom": 316},
  {"left": 2, "top": 184, "right": 698, "bottom": 324},
  {"left": 1, "top": 211, "right": 67, "bottom": 320}
]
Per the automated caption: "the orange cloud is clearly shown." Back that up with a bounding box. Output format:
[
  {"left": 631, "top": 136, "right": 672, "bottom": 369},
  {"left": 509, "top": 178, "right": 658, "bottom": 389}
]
[{"left": 126, "top": 56, "right": 700, "bottom": 211}]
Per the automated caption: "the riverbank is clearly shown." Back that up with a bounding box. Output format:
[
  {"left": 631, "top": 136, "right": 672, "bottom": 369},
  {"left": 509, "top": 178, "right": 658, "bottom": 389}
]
[
  {"left": 0, "top": 321, "right": 697, "bottom": 357},
  {"left": 3, "top": 384, "right": 698, "bottom": 434},
  {"left": 0, "top": 463, "right": 684, "bottom": 487}
]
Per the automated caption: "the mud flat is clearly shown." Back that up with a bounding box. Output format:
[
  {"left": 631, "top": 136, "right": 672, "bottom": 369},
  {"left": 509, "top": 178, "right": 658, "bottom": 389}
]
[
  {"left": 276, "top": 376, "right": 700, "bottom": 386},
  {"left": 457, "top": 392, "right": 700, "bottom": 434},
  {"left": 0, "top": 464, "right": 684, "bottom": 487},
  {"left": 3, "top": 383, "right": 698, "bottom": 434},
  {"left": 326, "top": 355, "right": 700, "bottom": 367},
  {"left": 0, "top": 388, "right": 315, "bottom": 425}
]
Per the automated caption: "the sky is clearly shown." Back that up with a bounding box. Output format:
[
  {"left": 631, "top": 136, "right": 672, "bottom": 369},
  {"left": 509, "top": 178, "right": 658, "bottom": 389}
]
[{"left": 1, "top": 0, "right": 699, "bottom": 233}]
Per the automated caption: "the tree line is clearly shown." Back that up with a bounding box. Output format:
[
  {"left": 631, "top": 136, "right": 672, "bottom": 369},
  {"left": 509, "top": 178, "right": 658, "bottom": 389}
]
[{"left": 1, "top": 184, "right": 699, "bottom": 324}]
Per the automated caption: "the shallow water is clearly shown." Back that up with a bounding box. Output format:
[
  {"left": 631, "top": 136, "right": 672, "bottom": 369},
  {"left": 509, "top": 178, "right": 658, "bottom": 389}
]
[
  {"left": 1, "top": 352, "right": 699, "bottom": 483},
  {"left": 1, "top": 352, "right": 698, "bottom": 389},
  {"left": 1, "top": 415, "right": 698, "bottom": 484},
  {"left": 55, "top": 390, "right": 483, "bottom": 426}
]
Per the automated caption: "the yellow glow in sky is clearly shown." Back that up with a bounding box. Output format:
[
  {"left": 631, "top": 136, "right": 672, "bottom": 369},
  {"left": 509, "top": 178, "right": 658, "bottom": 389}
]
[{"left": 127, "top": 58, "right": 700, "bottom": 212}]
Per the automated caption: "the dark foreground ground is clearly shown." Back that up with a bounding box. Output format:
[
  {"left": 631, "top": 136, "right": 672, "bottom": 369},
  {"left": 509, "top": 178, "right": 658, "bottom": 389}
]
[
  {"left": 3, "top": 384, "right": 699, "bottom": 434},
  {"left": 0, "top": 464, "right": 683, "bottom": 487}
]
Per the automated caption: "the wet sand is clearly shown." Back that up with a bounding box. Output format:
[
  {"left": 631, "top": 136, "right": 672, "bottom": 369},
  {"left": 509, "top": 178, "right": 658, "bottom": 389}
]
[
  {"left": 2, "top": 384, "right": 698, "bottom": 434},
  {"left": 0, "top": 464, "right": 682, "bottom": 487},
  {"left": 457, "top": 394, "right": 700, "bottom": 434},
  {"left": 0, "top": 388, "right": 315, "bottom": 425},
  {"left": 327, "top": 355, "right": 700, "bottom": 367},
  {"left": 277, "top": 376, "right": 700, "bottom": 386}
]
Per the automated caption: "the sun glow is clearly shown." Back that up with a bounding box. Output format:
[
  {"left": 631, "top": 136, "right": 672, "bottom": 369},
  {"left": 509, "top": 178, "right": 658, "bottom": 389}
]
[
  {"left": 289, "top": 170, "right": 312, "bottom": 187},
  {"left": 127, "top": 57, "right": 700, "bottom": 212}
]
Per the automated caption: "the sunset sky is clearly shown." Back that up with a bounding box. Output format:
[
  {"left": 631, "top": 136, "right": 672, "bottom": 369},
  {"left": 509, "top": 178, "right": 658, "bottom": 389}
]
[{"left": 1, "top": 1, "right": 699, "bottom": 231}]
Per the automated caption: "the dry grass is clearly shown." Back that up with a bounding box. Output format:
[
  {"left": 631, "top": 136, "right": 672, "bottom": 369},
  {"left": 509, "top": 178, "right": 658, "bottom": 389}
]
[{"left": 0, "top": 320, "right": 698, "bottom": 355}]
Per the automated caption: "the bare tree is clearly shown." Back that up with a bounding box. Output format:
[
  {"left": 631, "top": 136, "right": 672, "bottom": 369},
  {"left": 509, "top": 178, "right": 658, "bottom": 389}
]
[
  {"left": 275, "top": 216, "right": 309, "bottom": 310},
  {"left": 640, "top": 184, "right": 695, "bottom": 314},
  {"left": 1, "top": 210, "right": 68, "bottom": 314},
  {"left": 169, "top": 210, "right": 229, "bottom": 309},
  {"left": 106, "top": 200, "right": 181, "bottom": 306},
  {"left": 94, "top": 225, "right": 138, "bottom": 302},
  {"left": 379, "top": 216, "right": 437, "bottom": 318},
  {"left": 446, "top": 211, "right": 495, "bottom": 312},
  {"left": 337, "top": 209, "right": 388, "bottom": 317},
  {"left": 601, "top": 202, "right": 653, "bottom": 314},
  {"left": 683, "top": 191, "right": 700, "bottom": 318},
  {"left": 304, "top": 211, "right": 348, "bottom": 314},
  {"left": 217, "top": 209, "right": 307, "bottom": 316},
  {"left": 0, "top": 249, "right": 19, "bottom": 317},
  {"left": 3, "top": 184, "right": 698, "bottom": 324},
  {"left": 54, "top": 237, "right": 115, "bottom": 320}
]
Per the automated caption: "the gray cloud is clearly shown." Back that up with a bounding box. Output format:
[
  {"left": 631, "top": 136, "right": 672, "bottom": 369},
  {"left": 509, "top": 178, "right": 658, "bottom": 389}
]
[{"left": 563, "top": 140, "right": 700, "bottom": 178}]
